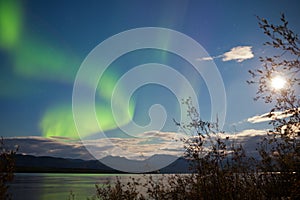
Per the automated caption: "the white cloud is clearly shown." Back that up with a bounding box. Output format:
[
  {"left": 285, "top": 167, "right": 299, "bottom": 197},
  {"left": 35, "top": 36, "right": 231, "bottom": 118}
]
[
  {"left": 197, "top": 46, "right": 254, "bottom": 63},
  {"left": 196, "top": 56, "right": 214, "bottom": 61},
  {"left": 247, "top": 113, "right": 273, "bottom": 123},
  {"left": 228, "top": 129, "right": 267, "bottom": 138},
  {"left": 247, "top": 108, "right": 300, "bottom": 123},
  {"left": 196, "top": 55, "right": 222, "bottom": 62},
  {"left": 222, "top": 46, "right": 254, "bottom": 62}
]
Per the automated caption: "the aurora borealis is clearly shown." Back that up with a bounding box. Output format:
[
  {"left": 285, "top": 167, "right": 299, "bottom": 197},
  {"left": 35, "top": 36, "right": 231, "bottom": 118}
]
[
  {"left": 0, "top": 0, "right": 22, "bottom": 49},
  {"left": 1, "top": 0, "right": 300, "bottom": 145},
  {"left": 40, "top": 102, "right": 135, "bottom": 139},
  {"left": 0, "top": 0, "right": 138, "bottom": 139}
]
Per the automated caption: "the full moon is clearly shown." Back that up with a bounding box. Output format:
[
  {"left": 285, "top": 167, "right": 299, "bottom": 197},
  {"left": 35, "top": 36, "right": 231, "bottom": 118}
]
[{"left": 271, "top": 76, "right": 286, "bottom": 90}]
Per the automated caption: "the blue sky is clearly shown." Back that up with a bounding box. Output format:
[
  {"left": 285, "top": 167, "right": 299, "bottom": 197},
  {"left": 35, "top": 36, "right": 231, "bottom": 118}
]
[{"left": 1, "top": 0, "right": 300, "bottom": 163}]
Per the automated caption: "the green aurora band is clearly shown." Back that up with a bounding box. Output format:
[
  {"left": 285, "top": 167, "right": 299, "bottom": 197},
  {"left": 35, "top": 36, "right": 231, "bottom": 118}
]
[
  {"left": 40, "top": 69, "right": 137, "bottom": 139},
  {"left": 14, "top": 36, "right": 80, "bottom": 82},
  {"left": 0, "top": 0, "right": 22, "bottom": 50},
  {"left": 0, "top": 0, "right": 137, "bottom": 138},
  {"left": 41, "top": 99, "right": 135, "bottom": 139}
]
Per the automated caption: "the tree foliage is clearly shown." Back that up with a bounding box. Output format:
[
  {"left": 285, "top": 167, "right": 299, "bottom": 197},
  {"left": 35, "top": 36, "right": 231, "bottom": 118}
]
[
  {"left": 248, "top": 14, "right": 300, "bottom": 135},
  {"left": 0, "top": 137, "right": 18, "bottom": 200},
  {"left": 248, "top": 14, "right": 300, "bottom": 198}
]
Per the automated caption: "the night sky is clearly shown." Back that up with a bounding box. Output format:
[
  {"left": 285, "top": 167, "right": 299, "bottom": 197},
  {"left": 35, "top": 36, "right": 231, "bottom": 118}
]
[{"left": 1, "top": 0, "right": 300, "bottom": 162}]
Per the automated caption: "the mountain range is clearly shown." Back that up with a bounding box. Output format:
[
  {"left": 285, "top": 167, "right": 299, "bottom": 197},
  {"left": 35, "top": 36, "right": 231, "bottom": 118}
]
[{"left": 14, "top": 154, "right": 191, "bottom": 174}]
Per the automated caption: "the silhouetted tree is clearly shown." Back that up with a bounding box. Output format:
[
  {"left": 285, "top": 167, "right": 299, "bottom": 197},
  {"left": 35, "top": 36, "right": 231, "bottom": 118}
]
[
  {"left": 0, "top": 137, "right": 17, "bottom": 200},
  {"left": 248, "top": 14, "right": 300, "bottom": 198},
  {"left": 248, "top": 14, "right": 300, "bottom": 134}
]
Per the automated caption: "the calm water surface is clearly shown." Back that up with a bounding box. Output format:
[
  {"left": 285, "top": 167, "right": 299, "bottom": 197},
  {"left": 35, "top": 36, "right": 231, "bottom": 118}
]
[{"left": 8, "top": 173, "right": 148, "bottom": 200}]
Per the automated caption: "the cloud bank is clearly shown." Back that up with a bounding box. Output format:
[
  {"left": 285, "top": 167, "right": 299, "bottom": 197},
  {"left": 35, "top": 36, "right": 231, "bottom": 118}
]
[
  {"left": 4, "top": 129, "right": 268, "bottom": 161},
  {"left": 197, "top": 46, "right": 254, "bottom": 63},
  {"left": 4, "top": 131, "right": 186, "bottom": 160}
]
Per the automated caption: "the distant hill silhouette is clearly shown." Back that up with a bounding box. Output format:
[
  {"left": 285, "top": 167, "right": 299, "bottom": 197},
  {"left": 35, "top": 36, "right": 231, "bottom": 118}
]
[{"left": 14, "top": 154, "right": 191, "bottom": 174}]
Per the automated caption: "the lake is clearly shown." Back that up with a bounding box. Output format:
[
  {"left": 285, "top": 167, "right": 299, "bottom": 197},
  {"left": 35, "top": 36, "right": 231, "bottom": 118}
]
[{"left": 8, "top": 173, "right": 151, "bottom": 200}]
